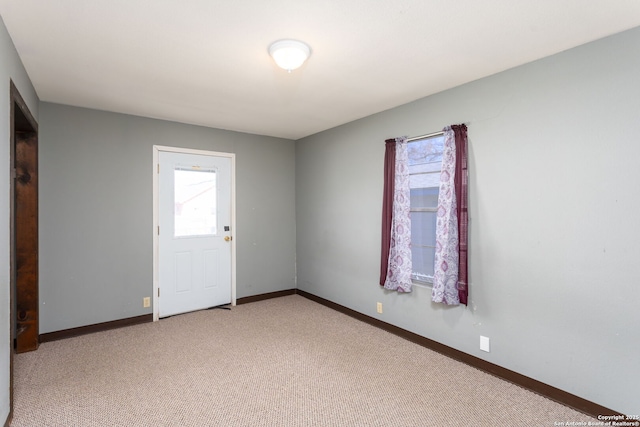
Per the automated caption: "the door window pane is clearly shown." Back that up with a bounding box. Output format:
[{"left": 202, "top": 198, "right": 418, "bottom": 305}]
[{"left": 174, "top": 168, "right": 217, "bottom": 237}]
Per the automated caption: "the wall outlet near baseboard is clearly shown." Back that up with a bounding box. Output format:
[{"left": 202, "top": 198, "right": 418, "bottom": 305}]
[
  {"left": 480, "top": 335, "right": 490, "bottom": 352},
  {"left": 376, "top": 302, "right": 383, "bottom": 314},
  {"left": 143, "top": 297, "right": 151, "bottom": 308}
]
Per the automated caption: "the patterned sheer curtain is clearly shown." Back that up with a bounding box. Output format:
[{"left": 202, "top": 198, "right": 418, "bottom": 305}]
[
  {"left": 379, "top": 137, "right": 413, "bottom": 292},
  {"left": 432, "top": 124, "right": 468, "bottom": 305}
]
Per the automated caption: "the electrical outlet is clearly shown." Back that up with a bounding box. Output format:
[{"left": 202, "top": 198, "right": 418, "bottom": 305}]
[
  {"left": 480, "top": 335, "right": 490, "bottom": 352},
  {"left": 376, "top": 302, "right": 383, "bottom": 314},
  {"left": 143, "top": 297, "right": 151, "bottom": 308}
]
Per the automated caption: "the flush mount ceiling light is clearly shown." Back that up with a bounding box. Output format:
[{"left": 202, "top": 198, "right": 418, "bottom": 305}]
[{"left": 269, "top": 39, "right": 311, "bottom": 72}]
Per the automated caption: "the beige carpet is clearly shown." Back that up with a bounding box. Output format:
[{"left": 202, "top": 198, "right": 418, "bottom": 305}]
[{"left": 12, "top": 295, "right": 592, "bottom": 426}]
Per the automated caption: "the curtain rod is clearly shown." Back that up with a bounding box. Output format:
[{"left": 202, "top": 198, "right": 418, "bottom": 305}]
[{"left": 407, "top": 130, "right": 444, "bottom": 142}]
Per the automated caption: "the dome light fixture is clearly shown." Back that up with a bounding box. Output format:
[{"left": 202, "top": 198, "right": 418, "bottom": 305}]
[{"left": 269, "top": 39, "right": 311, "bottom": 72}]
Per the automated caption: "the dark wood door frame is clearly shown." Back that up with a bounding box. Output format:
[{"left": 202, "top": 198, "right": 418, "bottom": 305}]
[
  {"left": 7, "top": 79, "right": 39, "bottom": 427},
  {"left": 9, "top": 81, "right": 39, "bottom": 348}
]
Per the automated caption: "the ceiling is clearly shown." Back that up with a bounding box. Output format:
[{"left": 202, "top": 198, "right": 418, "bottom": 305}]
[{"left": 1, "top": 1, "right": 640, "bottom": 140}]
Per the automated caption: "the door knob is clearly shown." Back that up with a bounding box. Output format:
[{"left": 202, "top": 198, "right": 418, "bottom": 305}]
[{"left": 224, "top": 236, "right": 232, "bottom": 242}]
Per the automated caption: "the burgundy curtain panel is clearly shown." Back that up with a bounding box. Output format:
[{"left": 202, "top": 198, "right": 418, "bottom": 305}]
[
  {"left": 379, "top": 139, "right": 396, "bottom": 286},
  {"left": 452, "top": 124, "right": 469, "bottom": 305}
]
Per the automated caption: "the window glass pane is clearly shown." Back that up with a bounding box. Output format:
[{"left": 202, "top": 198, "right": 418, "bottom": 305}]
[
  {"left": 411, "top": 210, "right": 437, "bottom": 281},
  {"left": 411, "top": 245, "right": 436, "bottom": 282},
  {"left": 174, "top": 168, "right": 217, "bottom": 237},
  {"left": 410, "top": 187, "right": 439, "bottom": 208},
  {"left": 408, "top": 136, "right": 444, "bottom": 165},
  {"left": 410, "top": 211, "right": 437, "bottom": 245},
  {"left": 409, "top": 169, "right": 440, "bottom": 189}
]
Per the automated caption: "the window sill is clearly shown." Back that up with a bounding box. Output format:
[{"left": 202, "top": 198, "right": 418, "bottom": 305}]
[{"left": 411, "top": 279, "right": 433, "bottom": 289}]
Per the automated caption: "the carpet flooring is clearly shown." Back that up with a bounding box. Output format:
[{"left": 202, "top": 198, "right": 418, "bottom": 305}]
[{"left": 12, "top": 295, "right": 593, "bottom": 426}]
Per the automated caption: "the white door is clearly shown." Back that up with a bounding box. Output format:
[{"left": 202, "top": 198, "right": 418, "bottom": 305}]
[{"left": 158, "top": 150, "right": 232, "bottom": 318}]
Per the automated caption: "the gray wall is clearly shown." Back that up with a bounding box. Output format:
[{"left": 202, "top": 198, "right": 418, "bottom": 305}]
[
  {"left": 296, "top": 27, "right": 640, "bottom": 414},
  {"left": 0, "top": 15, "right": 39, "bottom": 423},
  {"left": 39, "top": 103, "right": 296, "bottom": 333}
]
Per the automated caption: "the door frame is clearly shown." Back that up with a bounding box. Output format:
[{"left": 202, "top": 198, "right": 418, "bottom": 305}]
[
  {"left": 152, "top": 145, "right": 236, "bottom": 321},
  {"left": 8, "top": 80, "right": 39, "bottom": 423},
  {"left": 10, "top": 80, "right": 39, "bottom": 353}
]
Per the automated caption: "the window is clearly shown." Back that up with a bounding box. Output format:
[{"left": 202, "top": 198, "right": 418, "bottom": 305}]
[
  {"left": 408, "top": 135, "right": 444, "bottom": 284},
  {"left": 174, "top": 167, "right": 217, "bottom": 237}
]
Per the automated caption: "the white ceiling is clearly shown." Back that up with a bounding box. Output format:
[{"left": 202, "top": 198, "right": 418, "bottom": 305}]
[{"left": 1, "top": 1, "right": 640, "bottom": 140}]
